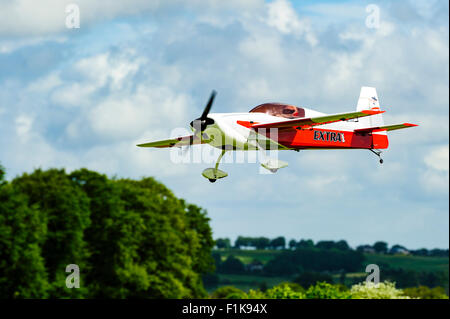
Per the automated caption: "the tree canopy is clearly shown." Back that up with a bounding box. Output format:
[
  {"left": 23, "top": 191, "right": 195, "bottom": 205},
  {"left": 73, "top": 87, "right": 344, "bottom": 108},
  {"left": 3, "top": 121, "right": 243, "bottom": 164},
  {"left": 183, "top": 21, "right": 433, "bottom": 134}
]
[{"left": 0, "top": 167, "right": 214, "bottom": 298}]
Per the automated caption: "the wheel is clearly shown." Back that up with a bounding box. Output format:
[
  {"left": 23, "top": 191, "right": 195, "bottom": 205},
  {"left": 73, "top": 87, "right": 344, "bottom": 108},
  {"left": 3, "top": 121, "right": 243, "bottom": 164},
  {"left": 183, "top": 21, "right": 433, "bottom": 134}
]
[
  {"left": 208, "top": 179, "right": 217, "bottom": 183},
  {"left": 379, "top": 159, "right": 384, "bottom": 164},
  {"left": 270, "top": 169, "right": 278, "bottom": 173}
]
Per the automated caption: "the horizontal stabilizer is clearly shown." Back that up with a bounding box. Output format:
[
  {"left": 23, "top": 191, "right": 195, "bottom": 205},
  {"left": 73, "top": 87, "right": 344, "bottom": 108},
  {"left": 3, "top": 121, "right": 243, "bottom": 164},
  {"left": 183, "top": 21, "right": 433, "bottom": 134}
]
[{"left": 354, "top": 123, "right": 418, "bottom": 133}]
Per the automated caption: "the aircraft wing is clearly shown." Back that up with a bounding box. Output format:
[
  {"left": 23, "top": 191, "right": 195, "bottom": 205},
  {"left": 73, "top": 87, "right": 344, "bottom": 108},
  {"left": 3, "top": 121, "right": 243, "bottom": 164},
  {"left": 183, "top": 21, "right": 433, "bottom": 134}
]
[
  {"left": 250, "top": 110, "right": 384, "bottom": 130},
  {"left": 354, "top": 123, "right": 418, "bottom": 133},
  {"left": 137, "top": 134, "right": 204, "bottom": 148}
]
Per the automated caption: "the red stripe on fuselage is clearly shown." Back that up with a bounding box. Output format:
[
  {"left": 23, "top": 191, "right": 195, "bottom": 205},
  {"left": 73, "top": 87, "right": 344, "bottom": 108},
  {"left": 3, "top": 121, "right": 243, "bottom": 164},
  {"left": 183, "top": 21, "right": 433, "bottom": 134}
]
[{"left": 254, "top": 127, "right": 388, "bottom": 149}]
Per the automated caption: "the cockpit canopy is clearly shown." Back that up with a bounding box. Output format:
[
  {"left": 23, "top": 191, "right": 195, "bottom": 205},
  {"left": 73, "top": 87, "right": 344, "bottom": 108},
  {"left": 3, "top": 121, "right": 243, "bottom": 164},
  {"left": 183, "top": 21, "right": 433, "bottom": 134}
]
[{"left": 249, "top": 103, "right": 305, "bottom": 119}]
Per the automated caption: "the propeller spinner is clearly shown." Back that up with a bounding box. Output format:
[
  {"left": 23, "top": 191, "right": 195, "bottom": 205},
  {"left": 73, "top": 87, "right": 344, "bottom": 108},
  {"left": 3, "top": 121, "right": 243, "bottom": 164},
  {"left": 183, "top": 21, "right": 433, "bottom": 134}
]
[{"left": 190, "top": 90, "right": 216, "bottom": 132}]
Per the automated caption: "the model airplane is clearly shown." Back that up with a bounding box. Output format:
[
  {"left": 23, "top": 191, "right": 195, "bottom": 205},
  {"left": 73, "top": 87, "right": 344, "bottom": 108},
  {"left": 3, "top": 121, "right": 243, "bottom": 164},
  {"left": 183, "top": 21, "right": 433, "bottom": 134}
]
[{"left": 137, "top": 87, "right": 417, "bottom": 182}]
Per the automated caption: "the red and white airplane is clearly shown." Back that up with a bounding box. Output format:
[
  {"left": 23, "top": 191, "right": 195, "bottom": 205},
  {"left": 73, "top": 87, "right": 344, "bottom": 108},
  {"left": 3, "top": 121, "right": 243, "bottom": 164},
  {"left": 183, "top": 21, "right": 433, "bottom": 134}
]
[{"left": 137, "top": 87, "right": 417, "bottom": 182}]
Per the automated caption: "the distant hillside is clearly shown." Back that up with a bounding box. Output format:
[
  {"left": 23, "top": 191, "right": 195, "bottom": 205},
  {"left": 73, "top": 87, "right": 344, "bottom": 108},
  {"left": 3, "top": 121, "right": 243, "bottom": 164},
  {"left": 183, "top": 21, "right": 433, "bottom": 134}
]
[{"left": 209, "top": 249, "right": 449, "bottom": 293}]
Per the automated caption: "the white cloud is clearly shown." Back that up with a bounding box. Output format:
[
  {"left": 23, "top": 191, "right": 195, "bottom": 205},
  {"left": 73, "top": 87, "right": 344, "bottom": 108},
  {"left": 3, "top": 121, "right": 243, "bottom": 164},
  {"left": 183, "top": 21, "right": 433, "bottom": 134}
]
[
  {"left": 420, "top": 145, "right": 449, "bottom": 195},
  {"left": 87, "top": 85, "right": 190, "bottom": 140},
  {"left": 425, "top": 145, "right": 449, "bottom": 172},
  {"left": 51, "top": 51, "right": 144, "bottom": 108},
  {"left": 266, "top": 0, "right": 317, "bottom": 46},
  {"left": 0, "top": 0, "right": 262, "bottom": 37},
  {"left": 27, "top": 72, "right": 62, "bottom": 93},
  {"left": 0, "top": 36, "right": 66, "bottom": 54},
  {"left": 15, "top": 115, "right": 33, "bottom": 141}
]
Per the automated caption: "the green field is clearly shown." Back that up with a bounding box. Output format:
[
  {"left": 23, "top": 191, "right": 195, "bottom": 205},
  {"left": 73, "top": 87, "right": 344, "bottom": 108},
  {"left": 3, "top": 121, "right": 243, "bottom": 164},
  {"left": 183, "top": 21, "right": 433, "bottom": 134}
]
[
  {"left": 364, "top": 254, "right": 449, "bottom": 273},
  {"left": 212, "top": 249, "right": 449, "bottom": 292},
  {"left": 216, "top": 249, "right": 283, "bottom": 264}
]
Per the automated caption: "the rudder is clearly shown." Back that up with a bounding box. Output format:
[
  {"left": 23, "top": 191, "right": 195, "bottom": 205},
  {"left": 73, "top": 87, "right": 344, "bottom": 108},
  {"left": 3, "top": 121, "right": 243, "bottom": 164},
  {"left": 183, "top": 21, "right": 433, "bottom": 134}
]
[{"left": 356, "top": 86, "right": 387, "bottom": 148}]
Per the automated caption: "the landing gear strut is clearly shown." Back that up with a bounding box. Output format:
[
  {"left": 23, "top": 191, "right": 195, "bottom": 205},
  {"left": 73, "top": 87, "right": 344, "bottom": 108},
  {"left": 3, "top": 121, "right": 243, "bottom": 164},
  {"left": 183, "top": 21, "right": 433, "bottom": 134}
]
[
  {"left": 369, "top": 149, "right": 383, "bottom": 164},
  {"left": 202, "top": 149, "right": 228, "bottom": 182}
]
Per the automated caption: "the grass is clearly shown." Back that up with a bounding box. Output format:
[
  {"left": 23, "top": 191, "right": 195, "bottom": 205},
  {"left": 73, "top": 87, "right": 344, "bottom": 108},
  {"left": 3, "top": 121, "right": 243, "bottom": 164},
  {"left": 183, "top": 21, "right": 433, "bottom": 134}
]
[
  {"left": 214, "top": 248, "right": 283, "bottom": 264},
  {"left": 364, "top": 254, "right": 449, "bottom": 273}
]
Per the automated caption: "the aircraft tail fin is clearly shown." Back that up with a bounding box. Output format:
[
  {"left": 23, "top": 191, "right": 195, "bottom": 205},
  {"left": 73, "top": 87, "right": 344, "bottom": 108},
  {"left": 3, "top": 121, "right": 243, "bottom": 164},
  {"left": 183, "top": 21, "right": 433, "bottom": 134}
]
[
  {"left": 356, "top": 87, "right": 386, "bottom": 148},
  {"left": 356, "top": 86, "right": 384, "bottom": 128}
]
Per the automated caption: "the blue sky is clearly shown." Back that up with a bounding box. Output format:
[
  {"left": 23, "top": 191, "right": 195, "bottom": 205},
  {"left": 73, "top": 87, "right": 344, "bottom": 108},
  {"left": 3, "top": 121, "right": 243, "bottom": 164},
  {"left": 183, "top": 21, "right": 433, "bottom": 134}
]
[{"left": 0, "top": 0, "right": 448, "bottom": 249}]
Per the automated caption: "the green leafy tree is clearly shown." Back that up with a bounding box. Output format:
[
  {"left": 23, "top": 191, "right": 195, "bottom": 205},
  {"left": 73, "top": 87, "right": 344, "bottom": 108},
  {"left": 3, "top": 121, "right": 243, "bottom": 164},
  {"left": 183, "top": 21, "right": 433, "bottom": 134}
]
[
  {"left": 183, "top": 201, "right": 215, "bottom": 275},
  {"left": 335, "top": 240, "right": 350, "bottom": 251},
  {"left": 296, "top": 239, "right": 314, "bottom": 249},
  {"left": 373, "top": 241, "right": 388, "bottom": 254},
  {"left": 265, "top": 284, "right": 305, "bottom": 299},
  {"left": 12, "top": 169, "right": 91, "bottom": 298},
  {"left": 0, "top": 163, "right": 5, "bottom": 183},
  {"left": 288, "top": 239, "right": 297, "bottom": 250},
  {"left": 305, "top": 282, "right": 351, "bottom": 299},
  {"left": 106, "top": 177, "right": 211, "bottom": 298},
  {"left": 316, "top": 240, "right": 335, "bottom": 250},
  {"left": 219, "top": 255, "right": 246, "bottom": 274},
  {"left": 0, "top": 182, "right": 49, "bottom": 298},
  {"left": 0, "top": 167, "right": 215, "bottom": 299},
  {"left": 212, "top": 252, "right": 222, "bottom": 269},
  {"left": 234, "top": 236, "right": 249, "bottom": 249},
  {"left": 270, "top": 236, "right": 286, "bottom": 250},
  {"left": 215, "top": 238, "right": 231, "bottom": 249},
  {"left": 68, "top": 169, "right": 123, "bottom": 297},
  {"left": 294, "top": 271, "right": 333, "bottom": 288},
  {"left": 263, "top": 255, "right": 303, "bottom": 276},
  {"left": 253, "top": 237, "right": 270, "bottom": 250},
  {"left": 211, "top": 286, "right": 247, "bottom": 299}
]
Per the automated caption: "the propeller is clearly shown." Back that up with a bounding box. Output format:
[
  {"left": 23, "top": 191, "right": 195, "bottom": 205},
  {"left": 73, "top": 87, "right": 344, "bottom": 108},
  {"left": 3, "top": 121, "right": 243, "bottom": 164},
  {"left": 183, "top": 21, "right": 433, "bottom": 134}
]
[{"left": 190, "top": 90, "right": 217, "bottom": 132}]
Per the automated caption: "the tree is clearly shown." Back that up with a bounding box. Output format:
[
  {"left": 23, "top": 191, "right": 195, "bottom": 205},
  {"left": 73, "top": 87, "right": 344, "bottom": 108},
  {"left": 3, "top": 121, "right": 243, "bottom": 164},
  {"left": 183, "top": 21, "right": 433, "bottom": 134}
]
[
  {"left": 270, "top": 236, "right": 286, "bottom": 250},
  {"left": 219, "top": 255, "right": 246, "bottom": 274},
  {"left": 215, "top": 238, "right": 231, "bottom": 249},
  {"left": 294, "top": 271, "right": 333, "bottom": 288},
  {"left": 288, "top": 239, "right": 296, "bottom": 249},
  {"left": 202, "top": 273, "right": 219, "bottom": 288},
  {"left": 0, "top": 163, "right": 5, "bottom": 182},
  {"left": 183, "top": 202, "right": 215, "bottom": 276},
  {"left": 102, "top": 176, "right": 213, "bottom": 298},
  {"left": 305, "top": 282, "right": 350, "bottom": 299},
  {"left": 234, "top": 236, "right": 249, "bottom": 249},
  {"left": 411, "top": 248, "right": 429, "bottom": 256},
  {"left": 335, "top": 240, "right": 350, "bottom": 251},
  {"left": 429, "top": 249, "right": 449, "bottom": 257},
  {"left": 316, "top": 240, "right": 335, "bottom": 250},
  {"left": 296, "top": 239, "right": 314, "bottom": 249},
  {"left": 263, "top": 255, "right": 303, "bottom": 276},
  {"left": 12, "top": 169, "right": 91, "bottom": 298},
  {"left": 212, "top": 252, "right": 222, "bottom": 269},
  {"left": 211, "top": 286, "right": 247, "bottom": 299},
  {"left": 373, "top": 241, "right": 388, "bottom": 254},
  {"left": 0, "top": 182, "right": 49, "bottom": 298},
  {"left": 264, "top": 284, "right": 305, "bottom": 299},
  {"left": 253, "top": 237, "right": 270, "bottom": 250},
  {"left": 0, "top": 167, "right": 215, "bottom": 298}
]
